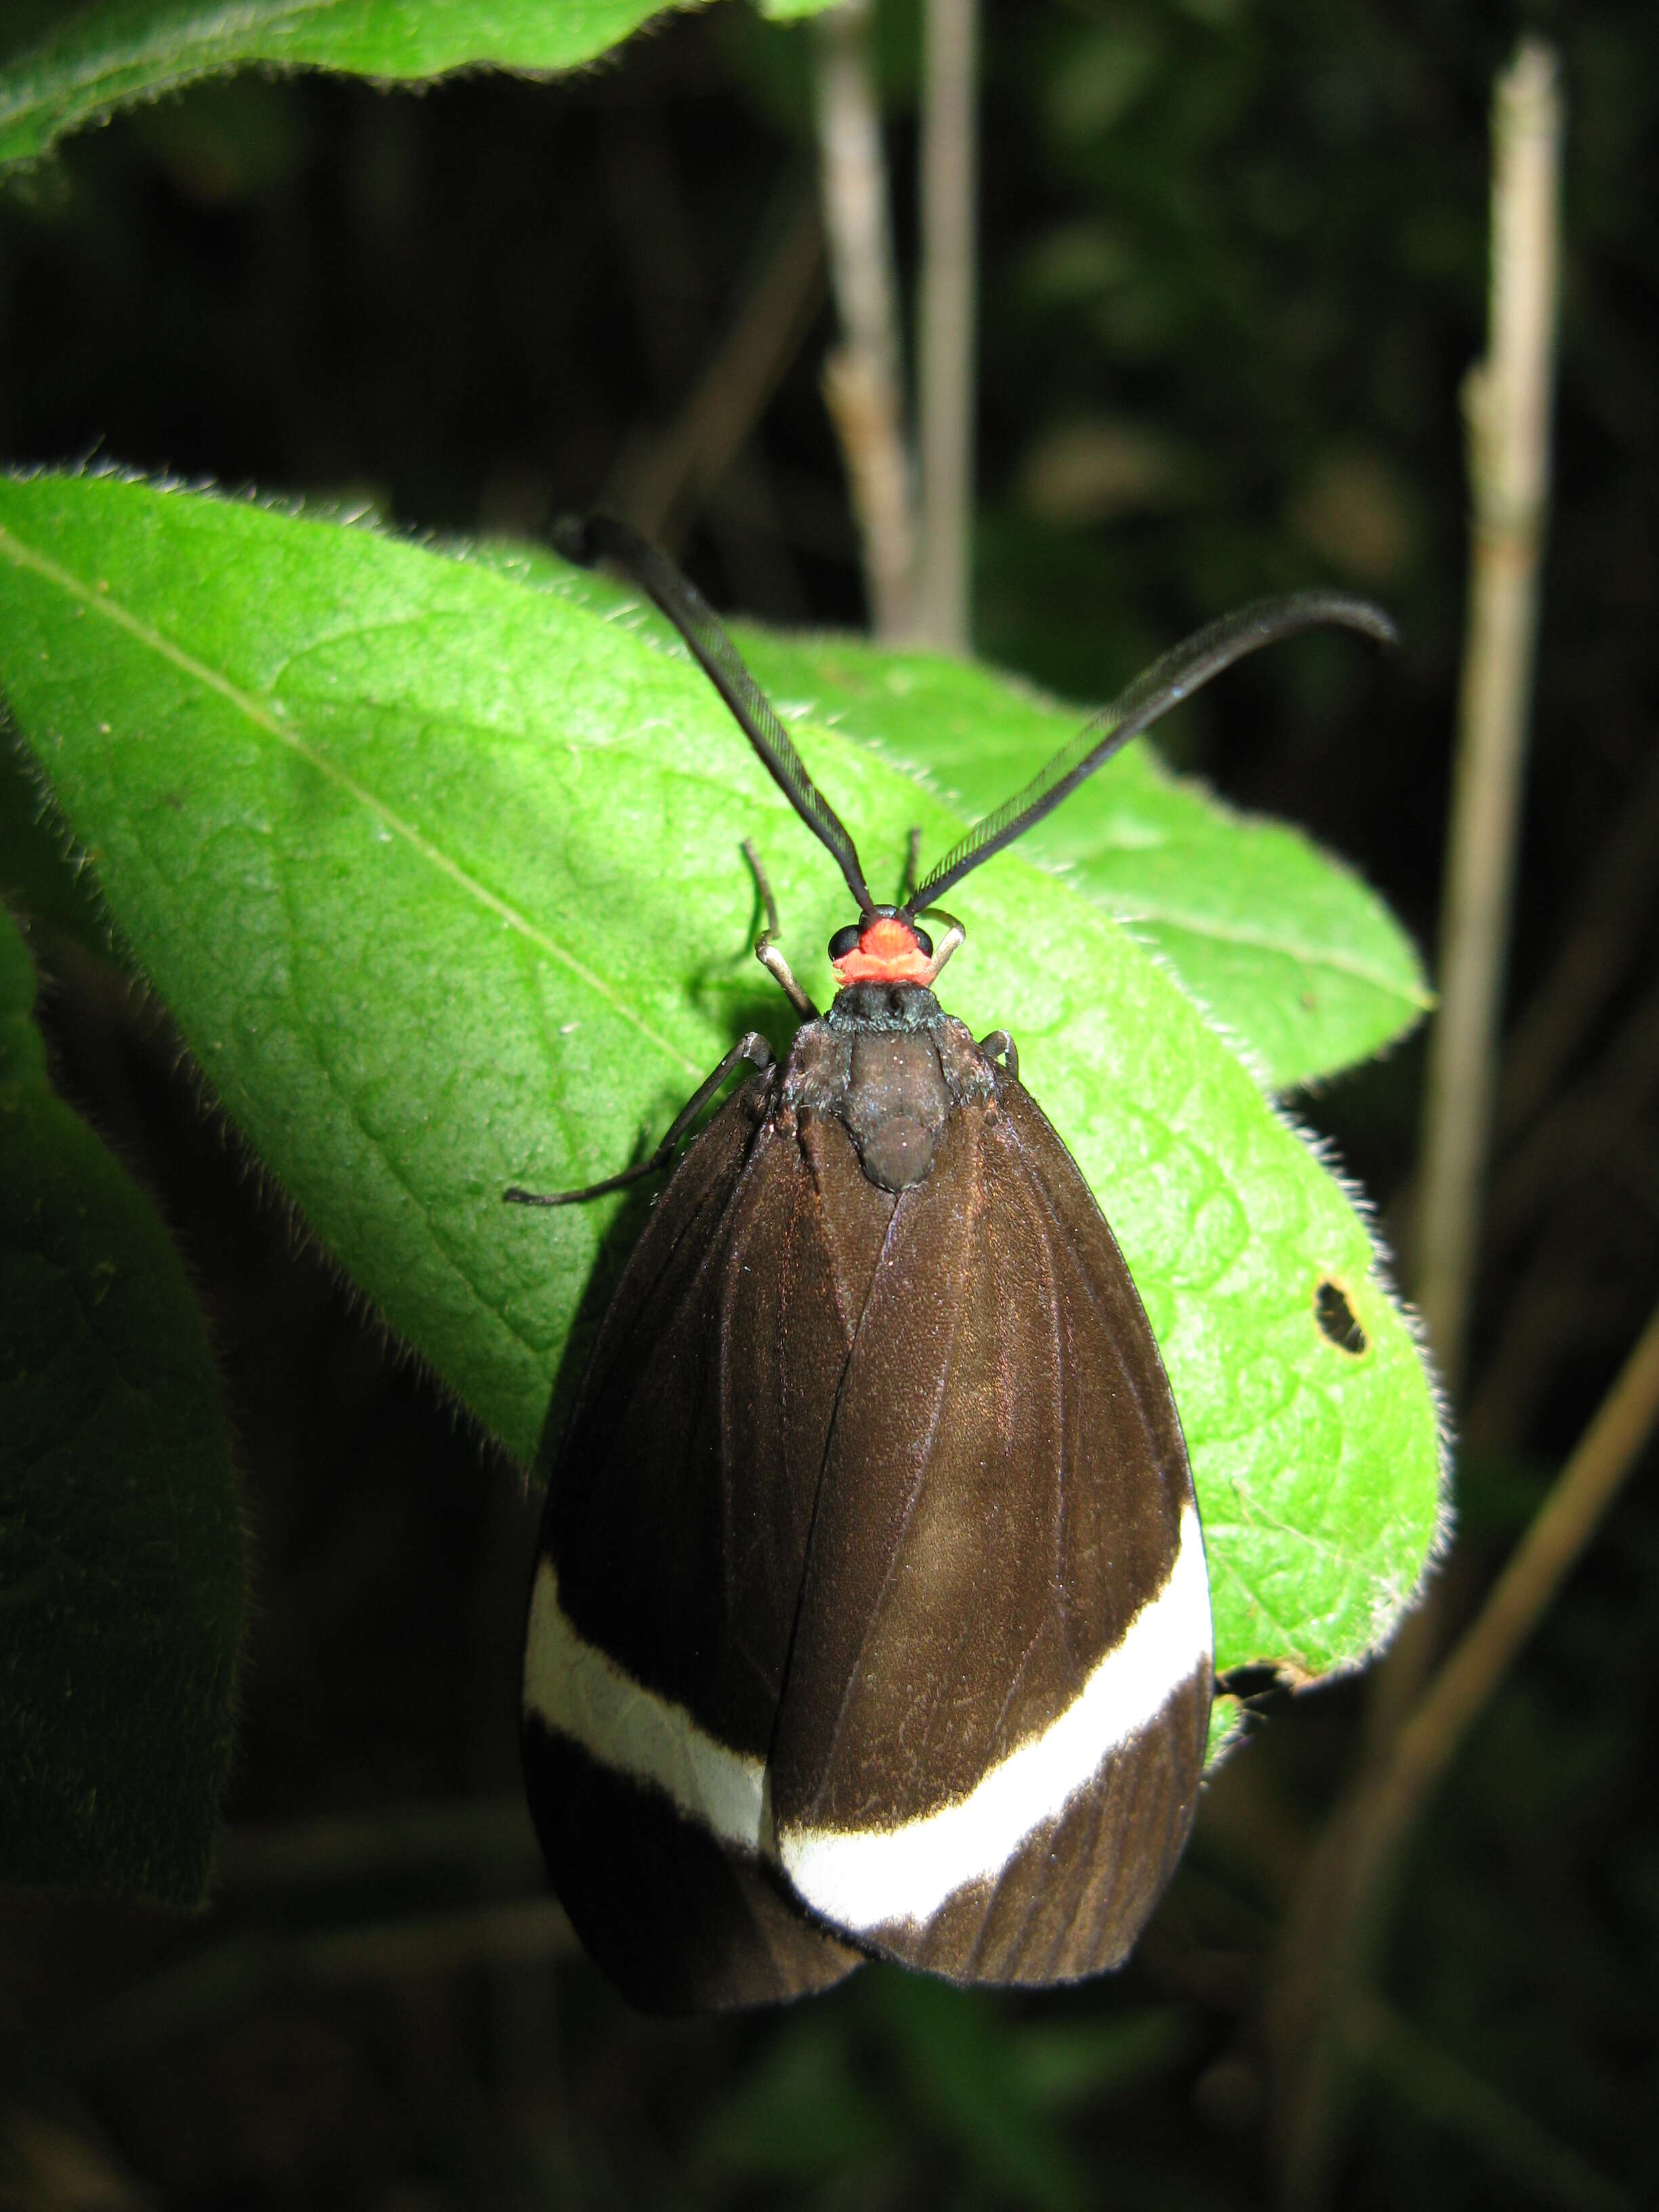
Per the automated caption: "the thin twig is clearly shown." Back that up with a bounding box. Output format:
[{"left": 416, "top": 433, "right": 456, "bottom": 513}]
[
  {"left": 1273, "top": 1296, "right": 1659, "bottom": 2208},
  {"left": 603, "top": 111, "right": 710, "bottom": 409},
  {"left": 214, "top": 1793, "right": 541, "bottom": 1890},
  {"left": 915, "top": 0, "right": 980, "bottom": 652},
  {"left": 68, "top": 1898, "right": 575, "bottom": 2073},
  {"left": 606, "top": 185, "right": 825, "bottom": 554},
  {"left": 1345, "top": 1995, "right": 1635, "bottom": 2212},
  {"left": 1464, "top": 1210, "right": 1635, "bottom": 1454},
  {"left": 1331, "top": 20, "right": 1566, "bottom": 1847},
  {"left": 1415, "top": 37, "right": 1563, "bottom": 1395},
  {"left": 1391, "top": 747, "right": 1659, "bottom": 1266},
  {"left": 1397, "top": 1294, "right": 1659, "bottom": 1822},
  {"left": 1330, "top": 39, "right": 1568, "bottom": 2097},
  {"left": 813, "top": 0, "right": 916, "bottom": 638},
  {"left": 1495, "top": 749, "right": 1659, "bottom": 1145},
  {"left": 1483, "top": 979, "right": 1659, "bottom": 1258}
]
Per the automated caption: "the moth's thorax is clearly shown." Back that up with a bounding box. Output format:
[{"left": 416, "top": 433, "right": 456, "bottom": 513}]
[{"left": 782, "top": 981, "right": 995, "bottom": 1193}]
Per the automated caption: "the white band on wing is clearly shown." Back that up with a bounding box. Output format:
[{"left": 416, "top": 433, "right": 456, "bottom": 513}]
[
  {"left": 523, "top": 1561, "right": 768, "bottom": 1854},
  {"left": 777, "top": 1503, "right": 1212, "bottom": 1935}
]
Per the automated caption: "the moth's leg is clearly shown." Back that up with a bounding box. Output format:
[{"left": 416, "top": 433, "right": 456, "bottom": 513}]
[
  {"left": 978, "top": 1029, "right": 1019, "bottom": 1083},
  {"left": 742, "top": 836, "right": 818, "bottom": 1019},
  {"left": 918, "top": 906, "right": 966, "bottom": 985},
  {"left": 505, "top": 1033, "right": 774, "bottom": 1207}
]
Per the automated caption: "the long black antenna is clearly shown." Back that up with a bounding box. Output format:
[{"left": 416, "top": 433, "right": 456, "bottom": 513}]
[
  {"left": 556, "top": 515, "right": 878, "bottom": 914},
  {"left": 908, "top": 592, "right": 1397, "bottom": 912}
]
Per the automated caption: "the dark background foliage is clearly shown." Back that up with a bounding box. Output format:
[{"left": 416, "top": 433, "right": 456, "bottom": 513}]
[{"left": 1, "top": 1, "right": 1656, "bottom": 2205}]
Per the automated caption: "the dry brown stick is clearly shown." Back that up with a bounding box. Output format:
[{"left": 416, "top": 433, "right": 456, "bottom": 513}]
[
  {"left": 603, "top": 112, "right": 710, "bottom": 409},
  {"left": 1496, "top": 748, "right": 1659, "bottom": 1146},
  {"left": 213, "top": 1793, "right": 540, "bottom": 1890},
  {"left": 1415, "top": 38, "right": 1563, "bottom": 1397},
  {"left": 1273, "top": 1297, "right": 1659, "bottom": 2208},
  {"left": 69, "top": 1897, "right": 575, "bottom": 2072},
  {"left": 1484, "top": 979, "right": 1659, "bottom": 1259},
  {"left": 915, "top": 0, "right": 979, "bottom": 653},
  {"left": 1464, "top": 1212, "right": 1632, "bottom": 1455},
  {"left": 1330, "top": 34, "right": 1567, "bottom": 2089},
  {"left": 605, "top": 186, "right": 825, "bottom": 554},
  {"left": 813, "top": 0, "right": 916, "bottom": 638},
  {"left": 1340, "top": 16, "right": 1566, "bottom": 1835},
  {"left": 1393, "top": 746, "right": 1659, "bottom": 1265},
  {"left": 1345, "top": 1995, "right": 1635, "bottom": 2212}
]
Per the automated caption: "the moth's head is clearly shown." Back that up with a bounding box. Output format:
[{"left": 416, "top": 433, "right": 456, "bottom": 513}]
[{"left": 829, "top": 907, "right": 937, "bottom": 988}]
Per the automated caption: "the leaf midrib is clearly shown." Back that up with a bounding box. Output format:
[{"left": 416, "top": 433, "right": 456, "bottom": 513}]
[
  {"left": 1107, "top": 905, "right": 1433, "bottom": 999},
  {"left": 0, "top": 515, "right": 701, "bottom": 1079}
]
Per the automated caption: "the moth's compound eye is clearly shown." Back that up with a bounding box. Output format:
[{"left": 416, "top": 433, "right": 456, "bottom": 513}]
[{"left": 829, "top": 923, "right": 861, "bottom": 960}]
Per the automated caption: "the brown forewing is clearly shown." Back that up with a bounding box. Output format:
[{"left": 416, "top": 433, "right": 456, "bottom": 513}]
[
  {"left": 524, "top": 1075, "right": 866, "bottom": 2009},
  {"left": 767, "top": 1070, "right": 1207, "bottom": 1978}
]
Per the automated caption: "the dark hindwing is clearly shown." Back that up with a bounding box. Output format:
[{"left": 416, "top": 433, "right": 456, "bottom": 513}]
[
  {"left": 769, "top": 1073, "right": 1212, "bottom": 1984},
  {"left": 520, "top": 1073, "right": 863, "bottom": 2012}
]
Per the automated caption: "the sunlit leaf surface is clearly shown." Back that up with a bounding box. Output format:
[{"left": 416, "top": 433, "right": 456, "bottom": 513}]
[{"left": 0, "top": 470, "right": 1443, "bottom": 1683}]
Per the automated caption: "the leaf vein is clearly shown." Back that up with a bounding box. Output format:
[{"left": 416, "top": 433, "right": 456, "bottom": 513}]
[{"left": 0, "top": 516, "right": 700, "bottom": 1079}]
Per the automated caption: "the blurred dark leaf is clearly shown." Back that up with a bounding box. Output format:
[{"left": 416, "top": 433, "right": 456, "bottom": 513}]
[
  {"left": 693, "top": 2014, "right": 890, "bottom": 2190},
  {"left": 0, "top": 905, "right": 244, "bottom": 1904},
  {"left": 866, "top": 1969, "right": 1090, "bottom": 2212}
]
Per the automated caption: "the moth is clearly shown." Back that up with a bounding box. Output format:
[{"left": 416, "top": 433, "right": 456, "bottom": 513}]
[{"left": 510, "top": 519, "right": 1392, "bottom": 2012}]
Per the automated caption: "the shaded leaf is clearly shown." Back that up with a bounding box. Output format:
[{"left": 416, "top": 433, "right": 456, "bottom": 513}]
[
  {"left": 1006, "top": 2007, "right": 1196, "bottom": 2111},
  {"left": 0, "top": 905, "right": 244, "bottom": 1904},
  {"left": 694, "top": 2015, "right": 889, "bottom": 2187},
  {"left": 0, "top": 731, "right": 112, "bottom": 956},
  {"left": 0, "top": 0, "right": 720, "bottom": 172},
  {"left": 865, "top": 1970, "right": 1089, "bottom": 2212}
]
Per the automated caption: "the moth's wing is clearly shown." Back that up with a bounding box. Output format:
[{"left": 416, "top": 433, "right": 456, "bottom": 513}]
[
  {"left": 769, "top": 1078, "right": 1212, "bottom": 1986},
  {"left": 521, "top": 1076, "right": 876, "bottom": 2012}
]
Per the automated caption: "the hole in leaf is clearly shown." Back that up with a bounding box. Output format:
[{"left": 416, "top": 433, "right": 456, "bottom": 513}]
[
  {"left": 1315, "top": 1279, "right": 1368, "bottom": 1355},
  {"left": 1214, "top": 1662, "right": 1284, "bottom": 1702}
]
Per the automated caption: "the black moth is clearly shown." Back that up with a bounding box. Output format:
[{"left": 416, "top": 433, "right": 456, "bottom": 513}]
[{"left": 509, "top": 518, "right": 1393, "bottom": 2013}]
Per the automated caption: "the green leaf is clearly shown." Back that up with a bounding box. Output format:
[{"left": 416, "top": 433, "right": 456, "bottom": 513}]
[
  {"left": 477, "top": 539, "right": 1431, "bottom": 1093},
  {"left": 0, "top": 905, "right": 244, "bottom": 1905},
  {"left": 0, "top": 0, "right": 705, "bottom": 173},
  {"left": 0, "top": 470, "right": 1445, "bottom": 1685}
]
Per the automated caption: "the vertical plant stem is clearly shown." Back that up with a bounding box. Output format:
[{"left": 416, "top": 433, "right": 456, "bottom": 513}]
[
  {"left": 915, "top": 0, "right": 979, "bottom": 653},
  {"left": 1365, "top": 23, "right": 1565, "bottom": 1845},
  {"left": 1267, "top": 44, "right": 1566, "bottom": 2208},
  {"left": 1494, "top": 750, "right": 1659, "bottom": 1145},
  {"left": 1416, "top": 37, "right": 1563, "bottom": 1396},
  {"left": 607, "top": 186, "right": 825, "bottom": 552},
  {"left": 1344, "top": 1996, "right": 1635, "bottom": 2212},
  {"left": 813, "top": 0, "right": 916, "bottom": 639}
]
